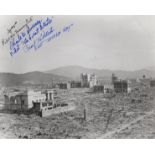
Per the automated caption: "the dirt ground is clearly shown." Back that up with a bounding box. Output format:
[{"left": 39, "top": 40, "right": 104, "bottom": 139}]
[{"left": 0, "top": 87, "right": 155, "bottom": 139}]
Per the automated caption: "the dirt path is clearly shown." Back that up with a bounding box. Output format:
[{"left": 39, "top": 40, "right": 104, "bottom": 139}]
[{"left": 98, "top": 110, "right": 155, "bottom": 138}]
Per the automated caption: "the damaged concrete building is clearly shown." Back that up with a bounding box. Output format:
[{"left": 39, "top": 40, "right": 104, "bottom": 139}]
[
  {"left": 70, "top": 81, "right": 81, "bottom": 88},
  {"left": 4, "top": 89, "right": 75, "bottom": 117},
  {"left": 4, "top": 89, "right": 54, "bottom": 111},
  {"left": 113, "top": 80, "right": 128, "bottom": 93},
  {"left": 81, "top": 73, "right": 97, "bottom": 88},
  {"left": 111, "top": 74, "right": 130, "bottom": 93}
]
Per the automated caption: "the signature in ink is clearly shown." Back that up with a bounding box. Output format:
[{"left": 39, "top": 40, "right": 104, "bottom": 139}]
[{"left": 8, "top": 16, "right": 74, "bottom": 57}]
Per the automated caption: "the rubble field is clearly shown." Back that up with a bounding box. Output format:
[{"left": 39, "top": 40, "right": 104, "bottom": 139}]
[{"left": 0, "top": 88, "right": 155, "bottom": 139}]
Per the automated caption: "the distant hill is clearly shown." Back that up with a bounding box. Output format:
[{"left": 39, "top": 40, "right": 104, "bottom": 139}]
[
  {"left": 46, "top": 66, "right": 100, "bottom": 80},
  {"left": 46, "top": 65, "right": 155, "bottom": 79},
  {"left": 0, "top": 71, "right": 71, "bottom": 87},
  {"left": 1, "top": 66, "right": 155, "bottom": 87}
]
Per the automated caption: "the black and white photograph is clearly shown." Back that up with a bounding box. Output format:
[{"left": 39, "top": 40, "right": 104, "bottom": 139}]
[{"left": 1, "top": 15, "right": 155, "bottom": 139}]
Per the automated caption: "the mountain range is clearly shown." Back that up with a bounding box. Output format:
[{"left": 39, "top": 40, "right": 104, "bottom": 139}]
[
  {"left": 0, "top": 71, "right": 70, "bottom": 87},
  {"left": 0, "top": 65, "right": 155, "bottom": 87},
  {"left": 46, "top": 65, "right": 155, "bottom": 79}
]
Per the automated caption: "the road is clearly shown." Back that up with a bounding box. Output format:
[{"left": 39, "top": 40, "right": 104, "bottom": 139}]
[{"left": 98, "top": 110, "right": 155, "bottom": 138}]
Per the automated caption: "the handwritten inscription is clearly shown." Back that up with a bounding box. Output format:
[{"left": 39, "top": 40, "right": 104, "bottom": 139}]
[
  {"left": 2, "top": 16, "right": 33, "bottom": 46},
  {"left": 2, "top": 16, "right": 74, "bottom": 56}
]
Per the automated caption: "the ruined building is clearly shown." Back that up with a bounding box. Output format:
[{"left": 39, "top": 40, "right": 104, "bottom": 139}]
[
  {"left": 4, "top": 89, "right": 54, "bottom": 111},
  {"left": 113, "top": 80, "right": 128, "bottom": 93},
  {"left": 70, "top": 81, "right": 81, "bottom": 88},
  {"left": 4, "top": 89, "right": 74, "bottom": 117},
  {"left": 58, "top": 82, "right": 71, "bottom": 89},
  {"left": 110, "top": 73, "right": 129, "bottom": 93},
  {"left": 80, "top": 73, "right": 97, "bottom": 88}
]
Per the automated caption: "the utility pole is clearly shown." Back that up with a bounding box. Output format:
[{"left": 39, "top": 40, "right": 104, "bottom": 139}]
[
  {"left": 83, "top": 103, "right": 87, "bottom": 121},
  {"left": 84, "top": 108, "right": 86, "bottom": 121},
  {"left": 104, "top": 108, "right": 113, "bottom": 133}
]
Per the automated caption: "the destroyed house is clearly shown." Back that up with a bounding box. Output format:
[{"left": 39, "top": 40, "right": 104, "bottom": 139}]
[{"left": 113, "top": 80, "right": 128, "bottom": 93}]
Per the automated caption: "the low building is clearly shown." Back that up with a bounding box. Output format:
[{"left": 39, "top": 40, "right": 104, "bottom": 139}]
[
  {"left": 70, "top": 81, "right": 81, "bottom": 88},
  {"left": 58, "top": 83, "right": 71, "bottom": 89},
  {"left": 4, "top": 89, "right": 75, "bottom": 117},
  {"left": 113, "top": 80, "right": 128, "bottom": 93},
  {"left": 4, "top": 89, "right": 54, "bottom": 111}
]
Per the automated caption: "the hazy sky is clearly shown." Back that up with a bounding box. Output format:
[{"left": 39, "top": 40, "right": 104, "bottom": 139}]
[{"left": 0, "top": 15, "right": 155, "bottom": 73}]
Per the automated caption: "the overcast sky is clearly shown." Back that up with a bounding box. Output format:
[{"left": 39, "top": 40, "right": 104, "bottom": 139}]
[{"left": 0, "top": 15, "right": 155, "bottom": 73}]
